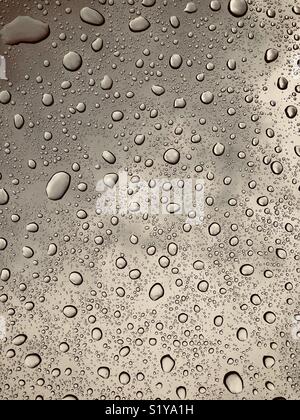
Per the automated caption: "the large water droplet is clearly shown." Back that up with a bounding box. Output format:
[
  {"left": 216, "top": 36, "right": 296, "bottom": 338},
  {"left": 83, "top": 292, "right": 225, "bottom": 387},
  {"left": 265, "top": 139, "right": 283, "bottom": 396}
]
[
  {"left": 24, "top": 354, "right": 42, "bottom": 369},
  {"left": 129, "top": 16, "right": 151, "bottom": 32},
  {"left": 0, "top": 16, "right": 50, "bottom": 45},
  {"left": 63, "top": 52, "right": 83, "bottom": 72},
  {"left": 164, "top": 148, "right": 180, "bottom": 165},
  {"left": 69, "top": 272, "right": 83, "bottom": 286},
  {"left": 0, "top": 188, "right": 9, "bottom": 205},
  {"left": 161, "top": 355, "right": 176, "bottom": 373},
  {"left": 46, "top": 172, "right": 71, "bottom": 201},
  {"left": 228, "top": 0, "right": 248, "bottom": 18},
  {"left": 265, "top": 48, "right": 279, "bottom": 63},
  {"left": 149, "top": 283, "right": 165, "bottom": 301},
  {"left": 80, "top": 7, "right": 105, "bottom": 26},
  {"left": 224, "top": 371, "right": 244, "bottom": 394},
  {"left": 240, "top": 264, "right": 254, "bottom": 276},
  {"left": 63, "top": 305, "right": 78, "bottom": 319}
]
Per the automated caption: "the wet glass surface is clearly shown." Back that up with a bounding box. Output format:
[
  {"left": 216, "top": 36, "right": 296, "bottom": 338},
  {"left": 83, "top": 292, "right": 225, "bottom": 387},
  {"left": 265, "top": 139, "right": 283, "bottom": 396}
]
[{"left": 0, "top": 0, "right": 299, "bottom": 400}]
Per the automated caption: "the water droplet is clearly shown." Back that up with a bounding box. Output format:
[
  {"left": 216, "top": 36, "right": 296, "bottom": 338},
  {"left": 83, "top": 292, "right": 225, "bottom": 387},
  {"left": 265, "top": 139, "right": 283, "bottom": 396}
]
[
  {"left": 69, "top": 272, "right": 83, "bottom": 286},
  {"left": 22, "top": 246, "right": 34, "bottom": 258},
  {"left": 240, "top": 264, "right": 254, "bottom": 276},
  {"left": 263, "top": 356, "right": 275, "bottom": 369},
  {"left": 24, "top": 354, "right": 42, "bottom": 369},
  {"left": 102, "top": 151, "right": 116, "bottom": 164},
  {"left": 98, "top": 367, "right": 110, "bottom": 379},
  {"left": 161, "top": 355, "right": 175, "bottom": 373},
  {"left": 228, "top": 0, "right": 248, "bottom": 18},
  {"left": 80, "top": 7, "right": 105, "bottom": 26},
  {"left": 209, "top": 222, "right": 221, "bottom": 236},
  {"left": 104, "top": 173, "right": 119, "bottom": 188},
  {"left": 42, "top": 93, "right": 54, "bottom": 107},
  {"left": 0, "top": 268, "right": 10, "bottom": 282},
  {"left": 198, "top": 280, "right": 209, "bottom": 292},
  {"left": 101, "top": 75, "right": 113, "bottom": 90},
  {"left": 277, "top": 77, "right": 288, "bottom": 90},
  {"left": 170, "top": 16, "right": 180, "bottom": 28},
  {"left": 129, "top": 16, "right": 151, "bottom": 32},
  {"left": 184, "top": 2, "right": 197, "bottom": 13},
  {"left": 152, "top": 85, "right": 165, "bottom": 96},
  {"left": 237, "top": 328, "right": 248, "bottom": 341},
  {"left": 112, "top": 111, "right": 124, "bottom": 121},
  {"left": 0, "top": 188, "right": 9, "bottom": 205},
  {"left": 0, "top": 238, "right": 7, "bottom": 251},
  {"left": 271, "top": 161, "right": 283, "bottom": 175},
  {"left": 210, "top": 1, "right": 221, "bottom": 12},
  {"left": 119, "top": 371, "right": 131, "bottom": 385},
  {"left": 264, "top": 311, "right": 276, "bottom": 324},
  {"left": 0, "top": 16, "right": 49, "bottom": 45},
  {"left": 176, "top": 386, "right": 187, "bottom": 399},
  {"left": 0, "top": 90, "right": 11, "bottom": 104},
  {"left": 116, "top": 257, "right": 127, "bottom": 269},
  {"left": 91, "top": 328, "right": 103, "bottom": 341},
  {"left": 285, "top": 105, "right": 297, "bottom": 119},
  {"left": 170, "top": 54, "right": 183, "bottom": 69},
  {"left": 142, "top": 0, "right": 156, "bottom": 6},
  {"left": 213, "top": 143, "right": 225, "bottom": 156},
  {"left": 92, "top": 38, "right": 103, "bottom": 52},
  {"left": 149, "top": 283, "right": 165, "bottom": 301},
  {"left": 201, "top": 91, "right": 214, "bottom": 104},
  {"left": 63, "top": 52, "right": 83, "bottom": 72},
  {"left": 214, "top": 316, "right": 224, "bottom": 327},
  {"left": 164, "top": 148, "right": 180, "bottom": 165},
  {"left": 14, "top": 114, "right": 24, "bottom": 129},
  {"left": 46, "top": 172, "right": 71, "bottom": 201},
  {"left": 63, "top": 305, "right": 78, "bottom": 319},
  {"left": 224, "top": 371, "right": 244, "bottom": 394},
  {"left": 12, "top": 335, "right": 27, "bottom": 346},
  {"left": 265, "top": 48, "right": 279, "bottom": 63}
]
